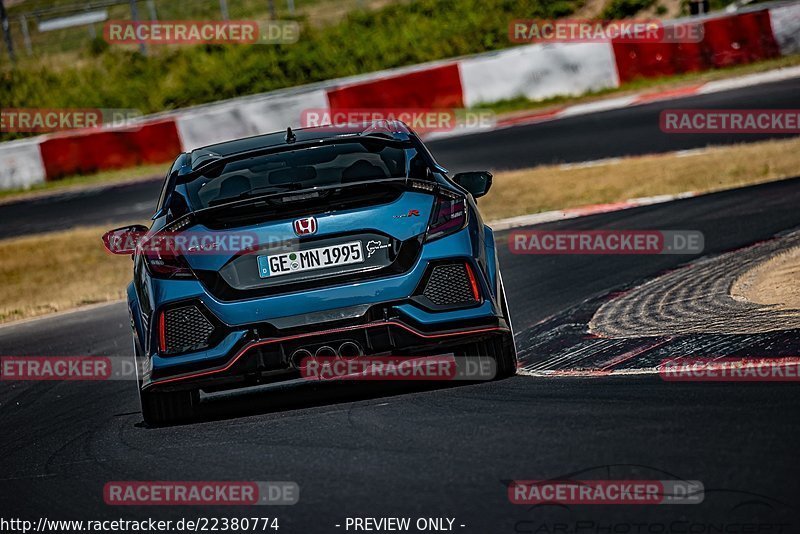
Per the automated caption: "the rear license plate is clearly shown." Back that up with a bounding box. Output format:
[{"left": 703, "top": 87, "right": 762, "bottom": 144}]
[{"left": 257, "top": 241, "right": 364, "bottom": 278}]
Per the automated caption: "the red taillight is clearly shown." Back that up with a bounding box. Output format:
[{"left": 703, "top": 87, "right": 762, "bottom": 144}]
[
  {"left": 464, "top": 262, "right": 481, "bottom": 301},
  {"left": 426, "top": 191, "right": 467, "bottom": 242},
  {"left": 141, "top": 235, "right": 194, "bottom": 278},
  {"left": 158, "top": 311, "right": 167, "bottom": 353}
]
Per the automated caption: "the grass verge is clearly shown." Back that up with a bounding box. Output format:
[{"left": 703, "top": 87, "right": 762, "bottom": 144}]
[
  {"left": 0, "top": 224, "right": 145, "bottom": 324},
  {"left": 1, "top": 136, "right": 799, "bottom": 324},
  {"left": 479, "top": 137, "right": 800, "bottom": 221}
]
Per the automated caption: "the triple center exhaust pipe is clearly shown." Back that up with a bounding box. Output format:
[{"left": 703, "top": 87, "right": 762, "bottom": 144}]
[{"left": 290, "top": 341, "right": 363, "bottom": 369}]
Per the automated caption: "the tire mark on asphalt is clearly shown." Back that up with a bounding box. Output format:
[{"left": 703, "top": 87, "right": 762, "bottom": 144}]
[{"left": 589, "top": 230, "right": 800, "bottom": 337}]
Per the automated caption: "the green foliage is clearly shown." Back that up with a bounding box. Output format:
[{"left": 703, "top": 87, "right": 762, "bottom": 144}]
[
  {"left": 679, "top": 0, "right": 738, "bottom": 16},
  {"left": 1, "top": 0, "right": 583, "bottom": 141},
  {"left": 88, "top": 36, "right": 110, "bottom": 56},
  {"left": 601, "top": 0, "right": 657, "bottom": 19}
]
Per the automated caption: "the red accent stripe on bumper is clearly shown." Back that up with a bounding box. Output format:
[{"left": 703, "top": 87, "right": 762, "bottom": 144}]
[{"left": 145, "top": 321, "right": 507, "bottom": 390}]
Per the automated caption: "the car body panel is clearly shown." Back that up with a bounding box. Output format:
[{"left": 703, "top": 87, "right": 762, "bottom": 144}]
[{"left": 180, "top": 191, "right": 434, "bottom": 272}]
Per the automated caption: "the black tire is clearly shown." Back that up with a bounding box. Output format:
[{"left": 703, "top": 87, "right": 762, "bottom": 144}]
[
  {"left": 495, "top": 275, "right": 518, "bottom": 378},
  {"left": 488, "top": 334, "right": 518, "bottom": 379},
  {"left": 140, "top": 388, "right": 199, "bottom": 426},
  {"left": 457, "top": 335, "right": 516, "bottom": 381},
  {"left": 132, "top": 331, "right": 199, "bottom": 425}
]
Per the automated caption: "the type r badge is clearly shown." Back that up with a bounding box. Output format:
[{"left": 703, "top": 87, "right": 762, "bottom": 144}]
[{"left": 393, "top": 209, "right": 420, "bottom": 219}]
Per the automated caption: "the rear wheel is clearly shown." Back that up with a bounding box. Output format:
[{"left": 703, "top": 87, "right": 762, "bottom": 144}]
[
  {"left": 133, "top": 331, "right": 199, "bottom": 425},
  {"left": 487, "top": 335, "right": 518, "bottom": 379},
  {"left": 455, "top": 274, "right": 517, "bottom": 379},
  {"left": 456, "top": 335, "right": 516, "bottom": 381},
  {"left": 495, "top": 275, "right": 518, "bottom": 378},
  {"left": 140, "top": 388, "right": 199, "bottom": 426}
]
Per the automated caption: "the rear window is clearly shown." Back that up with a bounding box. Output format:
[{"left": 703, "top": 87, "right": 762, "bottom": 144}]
[{"left": 183, "top": 140, "right": 429, "bottom": 210}]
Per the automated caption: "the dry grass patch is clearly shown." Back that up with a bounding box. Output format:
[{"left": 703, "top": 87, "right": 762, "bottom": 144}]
[
  {"left": 480, "top": 137, "right": 800, "bottom": 221},
  {"left": 0, "top": 225, "right": 142, "bottom": 323},
  {"left": 732, "top": 246, "right": 800, "bottom": 312}
]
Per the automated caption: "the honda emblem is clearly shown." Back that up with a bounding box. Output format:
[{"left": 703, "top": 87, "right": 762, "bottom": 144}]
[{"left": 293, "top": 217, "right": 318, "bottom": 236}]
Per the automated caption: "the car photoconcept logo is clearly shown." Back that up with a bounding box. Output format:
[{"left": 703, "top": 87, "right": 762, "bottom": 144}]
[
  {"left": 293, "top": 217, "right": 317, "bottom": 236},
  {"left": 366, "top": 239, "right": 390, "bottom": 258}
]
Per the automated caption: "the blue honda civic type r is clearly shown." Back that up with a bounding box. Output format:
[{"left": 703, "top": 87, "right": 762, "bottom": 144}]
[{"left": 103, "top": 121, "right": 516, "bottom": 425}]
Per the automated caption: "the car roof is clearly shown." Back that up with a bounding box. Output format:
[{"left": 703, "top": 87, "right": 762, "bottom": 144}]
[{"left": 188, "top": 121, "right": 414, "bottom": 170}]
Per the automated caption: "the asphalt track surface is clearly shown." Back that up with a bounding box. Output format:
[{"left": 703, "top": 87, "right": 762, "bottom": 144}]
[
  {"left": 1, "top": 76, "right": 799, "bottom": 239},
  {"left": 2, "top": 175, "right": 800, "bottom": 529}
]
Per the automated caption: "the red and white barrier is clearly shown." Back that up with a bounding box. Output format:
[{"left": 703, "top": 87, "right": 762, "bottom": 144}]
[
  {"left": 459, "top": 42, "right": 619, "bottom": 107},
  {"left": 0, "top": 139, "right": 47, "bottom": 190},
  {"left": 473, "top": 63, "right": 800, "bottom": 133},
  {"left": 328, "top": 64, "right": 464, "bottom": 109},
  {"left": 612, "top": 10, "right": 780, "bottom": 83},
  {"left": 1, "top": 3, "right": 798, "bottom": 191},
  {"left": 769, "top": 3, "right": 800, "bottom": 55},
  {"left": 39, "top": 119, "right": 182, "bottom": 180},
  {"left": 175, "top": 88, "right": 329, "bottom": 151}
]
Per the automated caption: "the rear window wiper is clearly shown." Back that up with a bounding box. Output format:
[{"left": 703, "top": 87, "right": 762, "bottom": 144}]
[{"left": 207, "top": 184, "right": 303, "bottom": 207}]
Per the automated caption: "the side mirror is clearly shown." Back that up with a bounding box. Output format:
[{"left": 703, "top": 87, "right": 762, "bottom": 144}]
[
  {"left": 102, "top": 225, "right": 149, "bottom": 255},
  {"left": 453, "top": 171, "right": 493, "bottom": 198}
]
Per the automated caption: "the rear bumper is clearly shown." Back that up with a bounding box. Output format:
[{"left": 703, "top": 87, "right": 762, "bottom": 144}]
[
  {"left": 142, "top": 313, "right": 510, "bottom": 392},
  {"left": 137, "top": 225, "right": 506, "bottom": 392}
]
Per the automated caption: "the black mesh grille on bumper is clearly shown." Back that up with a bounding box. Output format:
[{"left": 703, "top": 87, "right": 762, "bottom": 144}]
[
  {"left": 422, "top": 264, "right": 478, "bottom": 306},
  {"left": 163, "top": 305, "right": 214, "bottom": 354}
]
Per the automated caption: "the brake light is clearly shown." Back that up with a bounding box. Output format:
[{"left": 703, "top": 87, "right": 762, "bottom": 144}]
[
  {"left": 141, "top": 234, "right": 194, "bottom": 278},
  {"left": 425, "top": 190, "right": 467, "bottom": 242},
  {"left": 158, "top": 311, "right": 167, "bottom": 353},
  {"left": 464, "top": 262, "right": 481, "bottom": 301}
]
